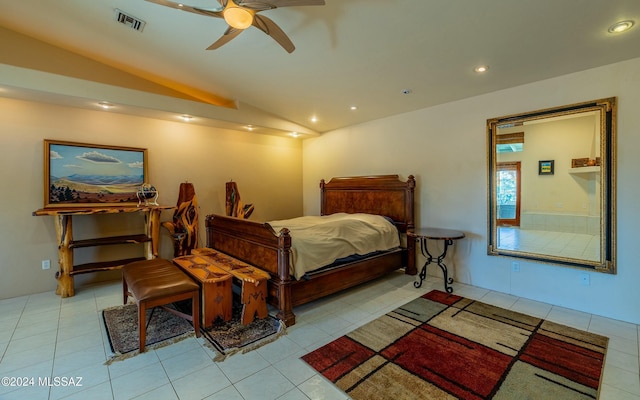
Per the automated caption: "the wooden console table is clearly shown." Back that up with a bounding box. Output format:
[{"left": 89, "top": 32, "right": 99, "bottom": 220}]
[{"left": 33, "top": 205, "right": 173, "bottom": 297}]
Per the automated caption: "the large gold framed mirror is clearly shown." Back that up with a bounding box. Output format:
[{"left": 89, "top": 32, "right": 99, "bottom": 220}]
[{"left": 487, "top": 98, "right": 616, "bottom": 273}]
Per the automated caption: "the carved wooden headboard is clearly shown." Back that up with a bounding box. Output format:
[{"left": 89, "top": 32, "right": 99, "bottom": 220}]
[{"left": 320, "top": 175, "right": 415, "bottom": 233}]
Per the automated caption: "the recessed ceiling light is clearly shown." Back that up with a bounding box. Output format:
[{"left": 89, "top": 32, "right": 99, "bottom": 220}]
[
  {"left": 179, "top": 114, "right": 193, "bottom": 121},
  {"left": 350, "top": 106, "right": 358, "bottom": 111},
  {"left": 310, "top": 116, "right": 318, "bottom": 123},
  {"left": 246, "top": 125, "right": 254, "bottom": 131},
  {"left": 401, "top": 89, "right": 412, "bottom": 95},
  {"left": 290, "top": 132, "right": 300, "bottom": 138},
  {"left": 608, "top": 20, "right": 635, "bottom": 33},
  {"left": 474, "top": 65, "right": 489, "bottom": 73},
  {"left": 98, "top": 101, "right": 113, "bottom": 109}
]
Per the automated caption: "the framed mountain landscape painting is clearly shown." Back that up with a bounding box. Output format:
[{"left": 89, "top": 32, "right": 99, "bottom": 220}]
[{"left": 44, "top": 140, "right": 147, "bottom": 208}]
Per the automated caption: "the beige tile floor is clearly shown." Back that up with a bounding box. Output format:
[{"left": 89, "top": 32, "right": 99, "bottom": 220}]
[
  {"left": 0, "top": 272, "right": 638, "bottom": 399},
  {"left": 498, "top": 227, "right": 600, "bottom": 261}
]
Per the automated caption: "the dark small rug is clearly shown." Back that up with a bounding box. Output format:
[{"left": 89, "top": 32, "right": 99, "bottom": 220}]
[
  {"left": 203, "top": 312, "right": 286, "bottom": 362},
  {"left": 302, "top": 290, "right": 609, "bottom": 400},
  {"left": 102, "top": 303, "right": 286, "bottom": 364},
  {"left": 103, "top": 304, "right": 195, "bottom": 363}
]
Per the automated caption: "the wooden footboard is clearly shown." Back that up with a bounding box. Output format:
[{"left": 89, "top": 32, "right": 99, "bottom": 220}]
[
  {"left": 206, "top": 174, "right": 416, "bottom": 326},
  {"left": 205, "top": 214, "right": 296, "bottom": 324}
]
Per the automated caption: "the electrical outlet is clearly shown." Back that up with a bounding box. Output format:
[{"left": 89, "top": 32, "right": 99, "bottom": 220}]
[
  {"left": 511, "top": 261, "right": 520, "bottom": 273},
  {"left": 579, "top": 272, "right": 590, "bottom": 286},
  {"left": 42, "top": 259, "right": 51, "bottom": 270}
]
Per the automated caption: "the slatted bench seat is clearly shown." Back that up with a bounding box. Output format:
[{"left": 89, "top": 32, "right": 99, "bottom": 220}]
[{"left": 122, "top": 258, "right": 201, "bottom": 352}]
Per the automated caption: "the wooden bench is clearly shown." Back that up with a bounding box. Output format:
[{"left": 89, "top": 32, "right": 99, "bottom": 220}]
[
  {"left": 122, "top": 258, "right": 201, "bottom": 352},
  {"left": 172, "top": 255, "right": 233, "bottom": 328},
  {"left": 186, "top": 248, "right": 270, "bottom": 325}
]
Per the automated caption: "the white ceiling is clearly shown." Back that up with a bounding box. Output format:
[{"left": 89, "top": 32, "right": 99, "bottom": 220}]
[{"left": 1, "top": 0, "right": 639, "bottom": 136}]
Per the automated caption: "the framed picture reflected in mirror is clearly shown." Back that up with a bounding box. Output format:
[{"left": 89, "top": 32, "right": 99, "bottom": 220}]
[{"left": 538, "top": 160, "right": 554, "bottom": 175}]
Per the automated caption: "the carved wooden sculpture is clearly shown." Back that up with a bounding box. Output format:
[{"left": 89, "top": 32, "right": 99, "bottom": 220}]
[
  {"left": 225, "top": 181, "right": 254, "bottom": 219},
  {"left": 162, "top": 182, "right": 199, "bottom": 257}
]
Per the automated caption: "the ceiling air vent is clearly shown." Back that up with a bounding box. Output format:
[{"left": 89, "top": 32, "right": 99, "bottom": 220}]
[{"left": 114, "top": 9, "right": 146, "bottom": 32}]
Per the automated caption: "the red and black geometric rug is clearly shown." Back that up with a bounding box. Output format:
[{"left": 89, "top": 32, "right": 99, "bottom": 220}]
[{"left": 301, "top": 290, "right": 608, "bottom": 400}]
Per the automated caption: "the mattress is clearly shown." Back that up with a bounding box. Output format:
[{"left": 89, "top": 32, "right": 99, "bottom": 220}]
[{"left": 267, "top": 213, "right": 400, "bottom": 280}]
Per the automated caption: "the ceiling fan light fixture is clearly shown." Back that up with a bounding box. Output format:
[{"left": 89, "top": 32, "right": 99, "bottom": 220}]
[{"left": 224, "top": 4, "right": 253, "bottom": 30}]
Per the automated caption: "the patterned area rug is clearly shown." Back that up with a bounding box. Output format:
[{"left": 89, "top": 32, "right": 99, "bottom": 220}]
[
  {"left": 103, "top": 304, "right": 195, "bottom": 363},
  {"left": 102, "top": 303, "right": 285, "bottom": 364},
  {"left": 202, "top": 311, "right": 286, "bottom": 362},
  {"left": 302, "top": 290, "right": 608, "bottom": 400}
]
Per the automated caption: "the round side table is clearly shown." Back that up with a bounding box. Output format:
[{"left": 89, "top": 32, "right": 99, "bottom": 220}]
[{"left": 408, "top": 228, "right": 465, "bottom": 293}]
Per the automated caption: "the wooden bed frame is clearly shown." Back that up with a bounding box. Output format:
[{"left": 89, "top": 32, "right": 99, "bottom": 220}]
[{"left": 205, "top": 175, "right": 416, "bottom": 326}]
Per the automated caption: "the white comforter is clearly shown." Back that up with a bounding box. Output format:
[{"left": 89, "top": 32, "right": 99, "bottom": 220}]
[{"left": 268, "top": 213, "right": 400, "bottom": 280}]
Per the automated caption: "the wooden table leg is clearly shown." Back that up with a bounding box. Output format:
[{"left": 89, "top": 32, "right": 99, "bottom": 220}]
[
  {"left": 201, "top": 277, "right": 232, "bottom": 328},
  {"left": 145, "top": 208, "right": 162, "bottom": 259},
  {"left": 240, "top": 279, "right": 268, "bottom": 325},
  {"left": 54, "top": 215, "right": 74, "bottom": 297}
]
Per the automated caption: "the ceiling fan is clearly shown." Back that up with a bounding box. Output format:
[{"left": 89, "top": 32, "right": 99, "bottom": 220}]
[{"left": 145, "top": 0, "right": 325, "bottom": 53}]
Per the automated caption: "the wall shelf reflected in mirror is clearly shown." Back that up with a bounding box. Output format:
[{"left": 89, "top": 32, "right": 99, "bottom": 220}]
[{"left": 486, "top": 98, "right": 616, "bottom": 273}]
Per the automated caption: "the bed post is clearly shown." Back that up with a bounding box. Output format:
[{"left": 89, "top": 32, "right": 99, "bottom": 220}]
[
  {"left": 319, "top": 179, "right": 326, "bottom": 215},
  {"left": 275, "top": 228, "right": 295, "bottom": 326}
]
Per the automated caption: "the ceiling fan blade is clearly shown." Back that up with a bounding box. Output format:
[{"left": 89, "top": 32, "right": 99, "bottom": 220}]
[
  {"left": 145, "top": 0, "right": 223, "bottom": 18},
  {"left": 238, "top": 0, "right": 324, "bottom": 8},
  {"left": 252, "top": 14, "right": 295, "bottom": 53},
  {"left": 235, "top": 2, "right": 276, "bottom": 11},
  {"left": 206, "top": 27, "right": 244, "bottom": 50}
]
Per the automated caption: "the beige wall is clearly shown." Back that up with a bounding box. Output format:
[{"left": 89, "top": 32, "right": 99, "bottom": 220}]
[
  {"left": 303, "top": 57, "right": 640, "bottom": 324},
  {"left": 0, "top": 98, "right": 302, "bottom": 299}
]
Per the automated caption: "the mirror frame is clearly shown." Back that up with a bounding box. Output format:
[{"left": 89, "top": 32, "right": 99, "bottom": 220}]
[{"left": 487, "top": 97, "right": 616, "bottom": 273}]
